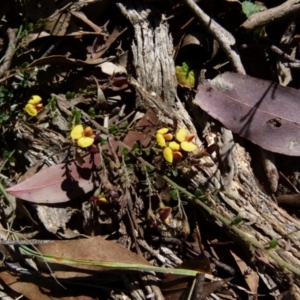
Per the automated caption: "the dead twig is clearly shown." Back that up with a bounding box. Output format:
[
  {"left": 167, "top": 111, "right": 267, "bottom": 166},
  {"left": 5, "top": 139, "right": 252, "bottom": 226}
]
[
  {"left": 0, "top": 28, "right": 18, "bottom": 78},
  {"left": 181, "top": 0, "right": 245, "bottom": 74},
  {"left": 241, "top": 0, "right": 300, "bottom": 32},
  {"left": 284, "top": 62, "right": 300, "bottom": 69},
  {"left": 270, "top": 45, "right": 300, "bottom": 63}
]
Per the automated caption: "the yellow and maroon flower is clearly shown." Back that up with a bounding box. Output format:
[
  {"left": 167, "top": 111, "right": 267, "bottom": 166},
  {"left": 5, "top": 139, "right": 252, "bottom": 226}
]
[
  {"left": 155, "top": 127, "right": 198, "bottom": 163},
  {"left": 156, "top": 127, "right": 173, "bottom": 147},
  {"left": 175, "top": 128, "right": 197, "bottom": 152},
  {"left": 70, "top": 125, "right": 95, "bottom": 148},
  {"left": 25, "top": 95, "right": 43, "bottom": 116}
]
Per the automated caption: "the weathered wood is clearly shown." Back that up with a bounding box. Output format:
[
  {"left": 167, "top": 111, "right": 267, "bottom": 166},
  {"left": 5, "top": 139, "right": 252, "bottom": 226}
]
[{"left": 118, "top": 1, "right": 300, "bottom": 296}]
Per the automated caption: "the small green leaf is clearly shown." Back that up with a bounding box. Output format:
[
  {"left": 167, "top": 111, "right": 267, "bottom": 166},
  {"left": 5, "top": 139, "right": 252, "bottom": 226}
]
[
  {"left": 27, "top": 23, "right": 33, "bottom": 31},
  {"left": 19, "top": 62, "right": 29, "bottom": 69},
  {"left": 109, "top": 124, "right": 120, "bottom": 134},
  {"left": 242, "top": 1, "right": 266, "bottom": 18},
  {"left": 194, "top": 189, "right": 203, "bottom": 197},
  {"left": 88, "top": 107, "right": 95, "bottom": 117},
  {"left": 172, "top": 169, "right": 178, "bottom": 177},
  {"left": 146, "top": 166, "right": 153, "bottom": 173},
  {"left": 122, "top": 148, "right": 129, "bottom": 156},
  {"left": 230, "top": 215, "right": 243, "bottom": 225},
  {"left": 132, "top": 142, "right": 139, "bottom": 150},
  {"left": 211, "top": 194, "right": 219, "bottom": 201},
  {"left": 170, "top": 190, "right": 178, "bottom": 200},
  {"left": 143, "top": 149, "right": 151, "bottom": 156},
  {"left": 267, "top": 239, "right": 278, "bottom": 249},
  {"left": 135, "top": 149, "right": 143, "bottom": 156},
  {"left": 66, "top": 91, "right": 77, "bottom": 100},
  {"left": 175, "top": 62, "right": 199, "bottom": 88},
  {"left": 100, "top": 139, "right": 107, "bottom": 146}
]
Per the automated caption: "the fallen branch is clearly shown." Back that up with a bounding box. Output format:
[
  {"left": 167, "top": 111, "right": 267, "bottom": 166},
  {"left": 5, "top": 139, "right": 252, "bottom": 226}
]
[
  {"left": 181, "top": 0, "right": 245, "bottom": 74},
  {"left": 241, "top": 0, "right": 300, "bottom": 32},
  {"left": 0, "top": 28, "right": 17, "bottom": 78},
  {"left": 117, "top": 1, "right": 300, "bottom": 294}
]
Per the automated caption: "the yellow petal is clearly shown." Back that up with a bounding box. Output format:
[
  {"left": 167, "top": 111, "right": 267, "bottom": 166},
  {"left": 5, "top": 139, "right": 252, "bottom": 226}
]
[
  {"left": 156, "top": 133, "right": 166, "bottom": 147},
  {"left": 163, "top": 133, "right": 173, "bottom": 141},
  {"left": 71, "top": 125, "right": 84, "bottom": 140},
  {"left": 77, "top": 136, "right": 94, "bottom": 148},
  {"left": 168, "top": 141, "right": 180, "bottom": 151},
  {"left": 181, "top": 141, "right": 197, "bottom": 152},
  {"left": 157, "top": 128, "right": 169, "bottom": 134},
  {"left": 98, "top": 197, "right": 109, "bottom": 204},
  {"left": 28, "top": 95, "right": 42, "bottom": 104},
  {"left": 176, "top": 128, "right": 187, "bottom": 142},
  {"left": 163, "top": 147, "right": 173, "bottom": 163},
  {"left": 25, "top": 103, "right": 37, "bottom": 116}
]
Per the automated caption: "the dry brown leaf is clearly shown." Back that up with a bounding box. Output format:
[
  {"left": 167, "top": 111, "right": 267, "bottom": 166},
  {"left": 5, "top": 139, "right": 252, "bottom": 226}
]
[
  {"left": 86, "top": 27, "right": 127, "bottom": 62},
  {"left": 44, "top": 12, "right": 72, "bottom": 36},
  {"left": 0, "top": 271, "right": 94, "bottom": 300},
  {"left": 29, "top": 55, "right": 108, "bottom": 67},
  {"left": 36, "top": 237, "right": 150, "bottom": 278},
  {"left": 70, "top": 11, "right": 103, "bottom": 33},
  {"left": 231, "top": 251, "right": 259, "bottom": 294}
]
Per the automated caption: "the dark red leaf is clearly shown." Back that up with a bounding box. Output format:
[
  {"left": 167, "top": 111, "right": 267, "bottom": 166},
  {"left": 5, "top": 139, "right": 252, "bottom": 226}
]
[
  {"left": 194, "top": 72, "right": 300, "bottom": 156},
  {"left": 6, "top": 154, "right": 101, "bottom": 203},
  {"left": 123, "top": 109, "right": 159, "bottom": 148}
]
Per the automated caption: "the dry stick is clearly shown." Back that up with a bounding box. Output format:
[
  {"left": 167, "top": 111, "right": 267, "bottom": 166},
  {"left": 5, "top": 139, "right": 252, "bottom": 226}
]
[
  {"left": 155, "top": 0, "right": 291, "bottom": 274},
  {"left": 0, "top": 28, "right": 17, "bottom": 78},
  {"left": 53, "top": 95, "right": 300, "bottom": 276},
  {"left": 284, "top": 62, "right": 300, "bottom": 69},
  {"left": 183, "top": 0, "right": 279, "bottom": 192},
  {"left": 181, "top": 0, "right": 245, "bottom": 74},
  {"left": 130, "top": 151, "right": 300, "bottom": 277},
  {"left": 241, "top": 0, "right": 300, "bottom": 32},
  {"left": 269, "top": 45, "right": 300, "bottom": 63}
]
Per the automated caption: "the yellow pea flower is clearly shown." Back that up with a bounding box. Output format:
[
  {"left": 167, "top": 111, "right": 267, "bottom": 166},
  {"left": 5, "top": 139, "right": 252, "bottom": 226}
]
[
  {"left": 90, "top": 194, "right": 109, "bottom": 206},
  {"left": 157, "top": 128, "right": 169, "bottom": 134},
  {"left": 156, "top": 133, "right": 166, "bottom": 147},
  {"left": 98, "top": 196, "right": 109, "bottom": 204},
  {"left": 169, "top": 141, "right": 180, "bottom": 151},
  {"left": 175, "top": 128, "right": 197, "bottom": 152},
  {"left": 163, "top": 147, "right": 173, "bottom": 163},
  {"left": 181, "top": 141, "right": 197, "bottom": 152},
  {"left": 25, "top": 95, "right": 43, "bottom": 116},
  {"left": 157, "top": 127, "right": 198, "bottom": 163},
  {"left": 70, "top": 125, "right": 94, "bottom": 148},
  {"left": 156, "top": 128, "right": 173, "bottom": 147},
  {"left": 175, "top": 128, "right": 187, "bottom": 142}
]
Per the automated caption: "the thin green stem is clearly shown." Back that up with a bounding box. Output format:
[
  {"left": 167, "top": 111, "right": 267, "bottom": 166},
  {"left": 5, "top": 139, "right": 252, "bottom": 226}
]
[
  {"left": 118, "top": 142, "right": 300, "bottom": 276},
  {"left": 20, "top": 245, "right": 217, "bottom": 280}
]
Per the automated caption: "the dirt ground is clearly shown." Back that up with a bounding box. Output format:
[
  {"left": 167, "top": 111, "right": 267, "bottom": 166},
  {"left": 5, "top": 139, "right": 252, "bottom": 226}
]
[{"left": 1, "top": 0, "right": 300, "bottom": 299}]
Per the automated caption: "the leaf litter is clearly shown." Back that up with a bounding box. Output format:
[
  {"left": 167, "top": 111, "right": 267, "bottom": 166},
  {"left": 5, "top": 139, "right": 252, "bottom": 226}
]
[{"left": 1, "top": 0, "right": 300, "bottom": 299}]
